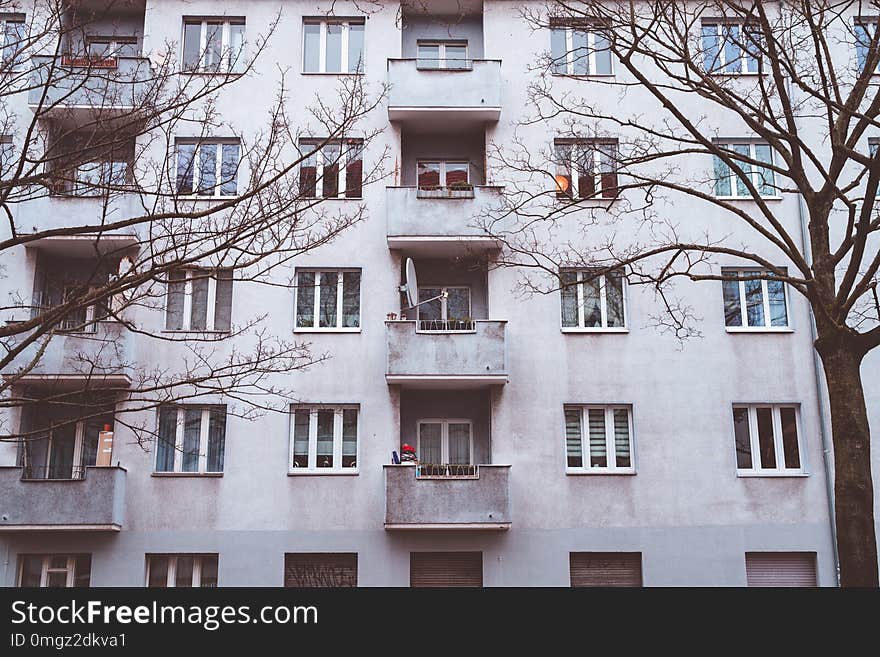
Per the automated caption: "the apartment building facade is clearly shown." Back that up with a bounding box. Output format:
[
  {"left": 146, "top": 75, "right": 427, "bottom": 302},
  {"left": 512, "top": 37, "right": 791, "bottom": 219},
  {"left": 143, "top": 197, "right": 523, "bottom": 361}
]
[{"left": 0, "top": 0, "right": 877, "bottom": 587}]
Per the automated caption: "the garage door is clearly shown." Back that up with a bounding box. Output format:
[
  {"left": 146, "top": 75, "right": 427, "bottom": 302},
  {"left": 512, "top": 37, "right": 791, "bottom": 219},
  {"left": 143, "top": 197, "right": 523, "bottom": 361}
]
[
  {"left": 410, "top": 552, "right": 483, "bottom": 587},
  {"left": 284, "top": 553, "right": 357, "bottom": 587},
  {"left": 570, "top": 552, "right": 643, "bottom": 587},
  {"left": 745, "top": 552, "right": 817, "bottom": 587}
]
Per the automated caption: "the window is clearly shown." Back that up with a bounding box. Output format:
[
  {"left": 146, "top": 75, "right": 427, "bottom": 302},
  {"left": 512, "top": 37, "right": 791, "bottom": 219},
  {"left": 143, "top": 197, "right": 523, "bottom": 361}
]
[
  {"left": 298, "top": 138, "right": 363, "bottom": 199},
  {"left": 417, "top": 419, "right": 472, "bottom": 465},
  {"left": 86, "top": 36, "right": 139, "bottom": 59},
  {"left": 550, "top": 20, "right": 612, "bottom": 75},
  {"left": 570, "top": 553, "right": 642, "bottom": 587},
  {"left": 155, "top": 405, "right": 227, "bottom": 474},
  {"left": 146, "top": 554, "right": 218, "bottom": 587},
  {"left": 289, "top": 405, "right": 358, "bottom": 472},
  {"left": 555, "top": 139, "right": 618, "bottom": 199},
  {"left": 176, "top": 139, "right": 240, "bottom": 197},
  {"left": 410, "top": 552, "right": 483, "bottom": 588},
  {"left": 701, "top": 22, "right": 762, "bottom": 74},
  {"left": 18, "top": 555, "right": 91, "bottom": 587},
  {"left": 416, "top": 161, "right": 470, "bottom": 188},
  {"left": 19, "top": 412, "right": 113, "bottom": 480},
  {"left": 564, "top": 405, "right": 633, "bottom": 473},
  {"left": 560, "top": 269, "right": 626, "bottom": 330},
  {"left": 722, "top": 268, "right": 789, "bottom": 329},
  {"left": 294, "top": 269, "right": 361, "bottom": 331},
  {"left": 284, "top": 553, "right": 357, "bottom": 587},
  {"left": 732, "top": 404, "right": 803, "bottom": 475},
  {"left": 302, "top": 18, "right": 364, "bottom": 73},
  {"left": 0, "top": 134, "right": 13, "bottom": 174},
  {"left": 1, "top": 14, "right": 25, "bottom": 64},
  {"left": 72, "top": 160, "right": 129, "bottom": 196},
  {"left": 416, "top": 287, "right": 472, "bottom": 331},
  {"left": 417, "top": 40, "right": 469, "bottom": 69},
  {"left": 855, "top": 20, "right": 878, "bottom": 72},
  {"left": 745, "top": 552, "right": 817, "bottom": 587},
  {"left": 182, "top": 18, "right": 245, "bottom": 73},
  {"left": 713, "top": 141, "right": 776, "bottom": 197},
  {"left": 165, "top": 268, "right": 233, "bottom": 331}
]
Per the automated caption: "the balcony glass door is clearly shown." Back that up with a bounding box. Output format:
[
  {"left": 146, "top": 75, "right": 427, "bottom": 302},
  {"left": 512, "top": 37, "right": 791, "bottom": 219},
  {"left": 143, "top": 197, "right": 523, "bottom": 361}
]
[
  {"left": 417, "top": 420, "right": 473, "bottom": 465},
  {"left": 417, "top": 287, "right": 471, "bottom": 331},
  {"left": 417, "top": 41, "right": 468, "bottom": 69}
]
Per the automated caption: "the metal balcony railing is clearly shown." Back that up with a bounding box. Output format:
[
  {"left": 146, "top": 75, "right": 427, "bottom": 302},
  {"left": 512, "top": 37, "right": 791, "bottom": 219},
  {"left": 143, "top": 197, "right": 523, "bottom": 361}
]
[
  {"left": 416, "top": 463, "right": 479, "bottom": 478},
  {"left": 20, "top": 464, "right": 87, "bottom": 481},
  {"left": 416, "top": 319, "right": 475, "bottom": 333},
  {"left": 416, "top": 184, "right": 476, "bottom": 199}
]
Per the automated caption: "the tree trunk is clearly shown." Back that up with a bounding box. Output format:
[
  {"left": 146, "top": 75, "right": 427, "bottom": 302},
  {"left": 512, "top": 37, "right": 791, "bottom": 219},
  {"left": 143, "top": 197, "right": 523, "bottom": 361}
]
[{"left": 817, "top": 338, "right": 878, "bottom": 587}]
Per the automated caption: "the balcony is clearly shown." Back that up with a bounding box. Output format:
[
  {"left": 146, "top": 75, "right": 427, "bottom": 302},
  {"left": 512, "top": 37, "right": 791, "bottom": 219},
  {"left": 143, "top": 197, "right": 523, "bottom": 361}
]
[
  {"left": 0, "top": 466, "right": 126, "bottom": 531},
  {"left": 384, "top": 464, "right": 511, "bottom": 530},
  {"left": 386, "top": 320, "right": 507, "bottom": 388},
  {"left": 3, "top": 321, "right": 133, "bottom": 388},
  {"left": 387, "top": 59, "right": 502, "bottom": 125},
  {"left": 386, "top": 185, "right": 505, "bottom": 255},
  {"left": 28, "top": 56, "right": 153, "bottom": 118}
]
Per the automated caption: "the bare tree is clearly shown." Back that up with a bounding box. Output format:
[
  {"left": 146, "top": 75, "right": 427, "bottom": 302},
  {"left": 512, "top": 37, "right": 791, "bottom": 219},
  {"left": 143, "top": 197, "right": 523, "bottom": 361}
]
[
  {"left": 0, "top": 2, "right": 387, "bottom": 465},
  {"left": 483, "top": 0, "right": 880, "bottom": 586}
]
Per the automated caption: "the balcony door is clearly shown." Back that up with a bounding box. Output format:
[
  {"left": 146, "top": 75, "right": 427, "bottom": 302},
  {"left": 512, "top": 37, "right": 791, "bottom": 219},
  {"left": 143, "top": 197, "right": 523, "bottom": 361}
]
[
  {"left": 417, "top": 286, "right": 471, "bottom": 331},
  {"left": 417, "top": 419, "right": 473, "bottom": 465},
  {"left": 21, "top": 416, "right": 109, "bottom": 480}
]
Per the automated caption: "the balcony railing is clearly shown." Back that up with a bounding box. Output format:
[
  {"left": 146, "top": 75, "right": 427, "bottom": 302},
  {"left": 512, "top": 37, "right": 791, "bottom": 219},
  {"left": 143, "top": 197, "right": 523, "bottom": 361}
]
[
  {"left": 0, "top": 465, "right": 126, "bottom": 531},
  {"left": 28, "top": 56, "right": 153, "bottom": 112},
  {"left": 21, "top": 464, "right": 87, "bottom": 481},
  {"left": 417, "top": 319, "right": 475, "bottom": 333},
  {"left": 416, "top": 184, "right": 476, "bottom": 199},
  {"left": 384, "top": 464, "right": 511, "bottom": 530}
]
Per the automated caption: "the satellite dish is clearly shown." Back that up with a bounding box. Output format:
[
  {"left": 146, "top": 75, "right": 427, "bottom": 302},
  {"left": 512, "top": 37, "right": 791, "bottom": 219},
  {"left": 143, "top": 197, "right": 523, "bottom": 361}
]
[{"left": 403, "top": 257, "right": 418, "bottom": 308}]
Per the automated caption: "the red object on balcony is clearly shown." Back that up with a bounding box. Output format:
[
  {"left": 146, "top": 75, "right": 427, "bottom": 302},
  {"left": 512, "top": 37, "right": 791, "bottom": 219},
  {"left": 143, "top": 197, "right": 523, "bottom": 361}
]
[{"left": 61, "top": 55, "right": 118, "bottom": 68}]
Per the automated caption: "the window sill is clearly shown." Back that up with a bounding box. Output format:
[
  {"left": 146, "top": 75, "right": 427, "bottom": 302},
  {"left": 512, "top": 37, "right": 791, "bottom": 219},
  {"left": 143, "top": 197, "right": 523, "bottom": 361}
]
[
  {"left": 301, "top": 196, "right": 363, "bottom": 201},
  {"left": 180, "top": 71, "right": 244, "bottom": 77},
  {"left": 288, "top": 470, "right": 359, "bottom": 476},
  {"left": 175, "top": 195, "right": 238, "bottom": 201},
  {"left": 566, "top": 468, "right": 636, "bottom": 476},
  {"left": 736, "top": 471, "right": 808, "bottom": 478},
  {"left": 715, "top": 196, "right": 783, "bottom": 202},
  {"left": 561, "top": 327, "right": 629, "bottom": 334},
  {"left": 300, "top": 71, "right": 364, "bottom": 76},
  {"left": 550, "top": 73, "right": 615, "bottom": 78},
  {"left": 725, "top": 327, "right": 793, "bottom": 334},
  {"left": 151, "top": 472, "right": 224, "bottom": 478},
  {"left": 293, "top": 327, "right": 361, "bottom": 334},
  {"left": 160, "top": 330, "right": 231, "bottom": 335}
]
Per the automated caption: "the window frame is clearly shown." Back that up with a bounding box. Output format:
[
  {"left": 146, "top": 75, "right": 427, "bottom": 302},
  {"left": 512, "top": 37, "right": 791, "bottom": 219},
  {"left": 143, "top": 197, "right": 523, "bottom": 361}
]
[
  {"left": 182, "top": 17, "right": 246, "bottom": 74},
  {"left": 302, "top": 18, "right": 365, "bottom": 74},
  {"left": 416, "top": 40, "right": 470, "bottom": 70},
  {"left": 145, "top": 554, "right": 218, "bottom": 587},
  {"left": 713, "top": 140, "right": 778, "bottom": 199},
  {"left": 18, "top": 554, "right": 90, "bottom": 587},
  {"left": 550, "top": 22, "right": 613, "bottom": 76},
  {"left": 293, "top": 268, "right": 362, "bottom": 333},
  {"left": 855, "top": 18, "right": 879, "bottom": 73},
  {"left": 86, "top": 36, "right": 139, "bottom": 59},
  {"left": 732, "top": 404, "right": 806, "bottom": 477},
  {"left": 175, "top": 139, "right": 241, "bottom": 198},
  {"left": 560, "top": 269, "right": 628, "bottom": 332},
  {"left": 164, "top": 267, "right": 233, "bottom": 333},
  {"left": 1, "top": 14, "right": 25, "bottom": 65},
  {"left": 416, "top": 160, "right": 470, "bottom": 188},
  {"left": 21, "top": 417, "right": 106, "bottom": 480},
  {"left": 416, "top": 418, "right": 474, "bottom": 465},
  {"left": 721, "top": 268, "right": 792, "bottom": 332},
  {"left": 298, "top": 138, "right": 364, "bottom": 199},
  {"left": 415, "top": 285, "right": 473, "bottom": 332},
  {"left": 288, "top": 405, "right": 360, "bottom": 475},
  {"left": 701, "top": 21, "right": 763, "bottom": 75},
  {"left": 554, "top": 139, "right": 619, "bottom": 200},
  {"left": 154, "top": 405, "right": 227, "bottom": 475},
  {"left": 564, "top": 404, "right": 635, "bottom": 475}
]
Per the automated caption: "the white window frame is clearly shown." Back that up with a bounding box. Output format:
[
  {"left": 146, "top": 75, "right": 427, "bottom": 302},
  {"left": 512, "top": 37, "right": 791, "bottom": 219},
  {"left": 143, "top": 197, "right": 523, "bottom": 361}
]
[
  {"left": 19, "top": 555, "right": 85, "bottom": 587},
  {"left": 561, "top": 269, "right": 627, "bottom": 332},
  {"left": 165, "top": 268, "right": 229, "bottom": 332},
  {"left": 288, "top": 405, "right": 360, "bottom": 474},
  {"left": 733, "top": 404, "right": 806, "bottom": 477},
  {"left": 415, "top": 285, "right": 473, "bottom": 333},
  {"left": 299, "top": 139, "right": 363, "bottom": 199},
  {"left": 416, "top": 418, "right": 474, "bottom": 465},
  {"left": 302, "top": 19, "right": 365, "bottom": 74},
  {"left": 564, "top": 405, "right": 635, "bottom": 475},
  {"left": 73, "top": 159, "right": 129, "bottom": 196},
  {"left": 722, "top": 268, "right": 791, "bottom": 332},
  {"left": 182, "top": 18, "right": 245, "bottom": 73},
  {"left": 856, "top": 19, "right": 880, "bottom": 73},
  {"left": 555, "top": 141, "right": 618, "bottom": 199},
  {"left": 154, "top": 406, "right": 225, "bottom": 474},
  {"left": 86, "top": 36, "right": 139, "bottom": 59},
  {"left": 1, "top": 15, "right": 25, "bottom": 64},
  {"left": 552, "top": 25, "right": 613, "bottom": 76},
  {"left": 145, "top": 554, "right": 217, "bottom": 587},
  {"left": 293, "top": 268, "right": 361, "bottom": 333},
  {"left": 416, "top": 160, "right": 470, "bottom": 187},
  {"left": 713, "top": 141, "right": 778, "bottom": 199},
  {"left": 702, "top": 22, "right": 762, "bottom": 75},
  {"left": 176, "top": 140, "right": 240, "bottom": 198},
  {"left": 416, "top": 40, "right": 469, "bottom": 69}
]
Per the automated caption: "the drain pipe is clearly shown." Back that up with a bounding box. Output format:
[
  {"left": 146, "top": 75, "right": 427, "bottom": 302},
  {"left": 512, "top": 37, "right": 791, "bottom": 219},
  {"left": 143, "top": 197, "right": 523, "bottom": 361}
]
[{"left": 795, "top": 184, "right": 841, "bottom": 587}]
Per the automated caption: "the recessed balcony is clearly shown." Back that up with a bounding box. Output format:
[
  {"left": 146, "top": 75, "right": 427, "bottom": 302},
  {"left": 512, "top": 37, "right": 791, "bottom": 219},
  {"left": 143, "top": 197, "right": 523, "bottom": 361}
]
[
  {"left": 385, "top": 319, "right": 508, "bottom": 388},
  {"left": 0, "top": 465, "right": 126, "bottom": 532},
  {"left": 387, "top": 58, "right": 502, "bottom": 125},
  {"left": 384, "top": 463, "right": 511, "bottom": 530}
]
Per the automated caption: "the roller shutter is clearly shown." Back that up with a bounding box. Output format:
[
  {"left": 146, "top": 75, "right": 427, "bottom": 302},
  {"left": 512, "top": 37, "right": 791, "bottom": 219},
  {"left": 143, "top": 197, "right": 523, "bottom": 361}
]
[
  {"left": 745, "top": 552, "right": 817, "bottom": 587},
  {"left": 410, "top": 552, "right": 483, "bottom": 587},
  {"left": 570, "top": 552, "right": 642, "bottom": 587},
  {"left": 284, "top": 553, "right": 357, "bottom": 587}
]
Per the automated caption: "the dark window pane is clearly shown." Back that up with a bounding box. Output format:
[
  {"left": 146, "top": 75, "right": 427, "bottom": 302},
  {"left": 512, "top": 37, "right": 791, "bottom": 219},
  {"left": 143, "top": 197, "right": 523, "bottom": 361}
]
[
  {"left": 582, "top": 275, "right": 602, "bottom": 327},
  {"left": 318, "top": 271, "right": 339, "bottom": 328},
  {"left": 197, "top": 143, "right": 217, "bottom": 195},
  {"left": 19, "top": 556, "right": 43, "bottom": 587},
  {"left": 565, "top": 409, "right": 583, "bottom": 467},
  {"left": 156, "top": 407, "right": 177, "bottom": 472},
  {"left": 417, "top": 161, "right": 441, "bottom": 188},
  {"left": 560, "top": 271, "right": 578, "bottom": 327},
  {"left": 316, "top": 410, "right": 334, "bottom": 468},
  {"left": 744, "top": 279, "right": 765, "bottom": 327},
  {"left": 768, "top": 279, "right": 787, "bottom": 327},
  {"left": 189, "top": 271, "right": 208, "bottom": 330},
  {"left": 148, "top": 556, "right": 168, "bottom": 587},
  {"left": 722, "top": 278, "right": 742, "bottom": 326},
  {"left": 342, "top": 271, "right": 360, "bottom": 327},
  {"left": 176, "top": 143, "right": 196, "bottom": 194},
  {"left": 605, "top": 272, "right": 625, "bottom": 327},
  {"left": 733, "top": 407, "right": 752, "bottom": 469},
  {"left": 322, "top": 144, "right": 340, "bottom": 197},
  {"left": 342, "top": 409, "right": 357, "bottom": 468},
  {"left": 296, "top": 272, "right": 315, "bottom": 327},
  {"left": 780, "top": 407, "right": 800, "bottom": 469},
  {"left": 207, "top": 407, "right": 226, "bottom": 472},
  {"left": 345, "top": 141, "right": 363, "bottom": 198},
  {"left": 702, "top": 24, "right": 720, "bottom": 72},
  {"left": 201, "top": 556, "right": 218, "bottom": 587},
  {"left": 175, "top": 556, "right": 194, "bottom": 587},
  {"left": 220, "top": 143, "right": 239, "bottom": 196},
  {"left": 299, "top": 143, "right": 317, "bottom": 196},
  {"left": 756, "top": 407, "right": 776, "bottom": 469},
  {"left": 73, "top": 555, "right": 91, "bottom": 587},
  {"left": 213, "top": 269, "right": 233, "bottom": 331},
  {"left": 182, "top": 408, "right": 202, "bottom": 472},
  {"left": 292, "top": 409, "right": 310, "bottom": 468}
]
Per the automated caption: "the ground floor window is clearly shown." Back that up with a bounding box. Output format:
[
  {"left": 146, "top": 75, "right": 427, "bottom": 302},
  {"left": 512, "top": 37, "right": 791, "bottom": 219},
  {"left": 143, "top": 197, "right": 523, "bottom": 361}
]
[
  {"left": 146, "top": 554, "right": 218, "bottom": 587},
  {"left": 410, "top": 552, "right": 483, "bottom": 588},
  {"left": 569, "top": 552, "right": 642, "bottom": 587},
  {"left": 18, "top": 554, "right": 91, "bottom": 587},
  {"left": 745, "top": 552, "right": 817, "bottom": 587},
  {"left": 284, "top": 553, "right": 357, "bottom": 587}
]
